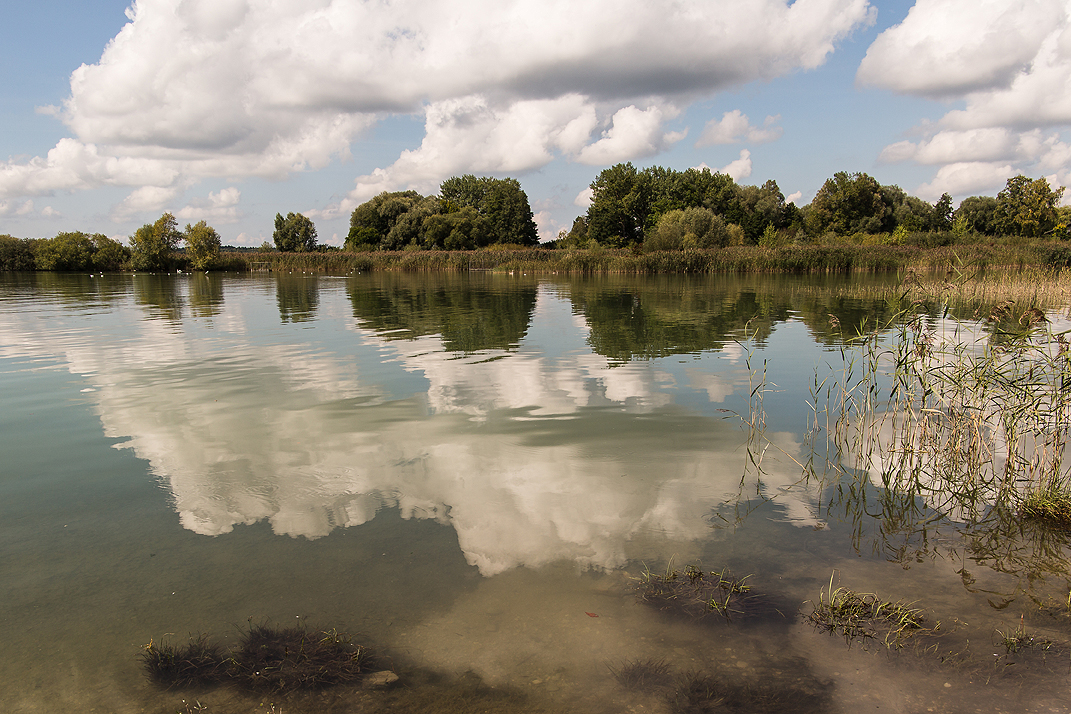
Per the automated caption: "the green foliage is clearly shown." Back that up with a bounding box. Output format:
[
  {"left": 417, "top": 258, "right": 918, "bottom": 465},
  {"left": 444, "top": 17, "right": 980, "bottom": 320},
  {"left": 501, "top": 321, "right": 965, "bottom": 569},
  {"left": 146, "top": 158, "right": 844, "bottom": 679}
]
[
  {"left": 91, "top": 235, "right": 130, "bottom": 271},
  {"left": 646, "top": 207, "right": 728, "bottom": 251},
  {"left": 273, "top": 211, "right": 318, "bottom": 252},
  {"left": 805, "top": 172, "right": 889, "bottom": 236},
  {"left": 439, "top": 175, "right": 538, "bottom": 246},
  {"left": 130, "top": 213, "right": 181, "bottom": 271},
  {"left": 183, "top": 220, "right": 221, "bottom": 270},
  {"left": 35, "top": 231, "right": 95, "bottom": 271},
  {"left": 954, "top": 195, "right": 1000, "bottom": 235},
  {"left": 995, "top": 174, "right": 1064, "bottom": 238},
  {"left": 421, "top": 206, "right": 492, "bottom": 250},
  {"left": 0, "top": 234, "right": 38, "bottom": 270},
  {"left": 347, "top": 190, "right": 428, "bottom": 250}
]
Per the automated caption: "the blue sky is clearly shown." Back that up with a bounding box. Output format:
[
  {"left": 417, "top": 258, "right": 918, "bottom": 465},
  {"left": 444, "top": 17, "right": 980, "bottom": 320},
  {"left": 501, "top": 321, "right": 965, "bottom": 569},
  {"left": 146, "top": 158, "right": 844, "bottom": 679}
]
[{"left": 2, "top": 0, "right": 1068, "bottom": 246}]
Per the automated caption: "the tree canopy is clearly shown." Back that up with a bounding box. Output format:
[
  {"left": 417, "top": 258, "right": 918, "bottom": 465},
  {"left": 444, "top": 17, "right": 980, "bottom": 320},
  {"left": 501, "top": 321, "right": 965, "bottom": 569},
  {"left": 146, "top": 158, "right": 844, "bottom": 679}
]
[
  {"left": 130, "top": 213, "right": 182, "bottom": 271},
  {"left": 345, "top": 175, "right": 538, "bottom": 251},
  {"left": 274, "top": 212, "right": 318, "bottom": 252}
]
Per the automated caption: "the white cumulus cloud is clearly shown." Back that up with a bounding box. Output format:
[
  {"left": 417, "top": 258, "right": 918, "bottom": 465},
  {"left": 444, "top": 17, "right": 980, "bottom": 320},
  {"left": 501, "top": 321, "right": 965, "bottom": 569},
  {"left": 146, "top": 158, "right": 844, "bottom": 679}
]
[
  {"left": 696, "top": 110, "right": 783, "bottom": 146},
  {"left": 864, "top": 0, "right": 1071, "bottom": 198},
  {"left": 1, "top": 0, "right": 873, "bottom": 219}
]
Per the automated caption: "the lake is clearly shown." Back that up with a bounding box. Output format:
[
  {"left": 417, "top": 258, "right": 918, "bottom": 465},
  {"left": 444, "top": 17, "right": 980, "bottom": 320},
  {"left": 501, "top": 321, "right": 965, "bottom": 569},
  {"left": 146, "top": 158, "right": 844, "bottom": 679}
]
[{"left": 1, "top": 270, "right": 1069, "bottom": 713}]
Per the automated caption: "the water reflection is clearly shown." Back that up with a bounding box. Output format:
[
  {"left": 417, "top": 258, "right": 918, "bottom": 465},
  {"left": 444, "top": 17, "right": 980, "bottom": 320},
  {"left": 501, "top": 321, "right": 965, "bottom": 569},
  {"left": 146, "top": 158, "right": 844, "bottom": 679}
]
[
  {"left": 276, "top": 273, "right": 320, "bottom": 322},
  {"left": 347, "top": 272, "right": 537, "bottom": 351}
]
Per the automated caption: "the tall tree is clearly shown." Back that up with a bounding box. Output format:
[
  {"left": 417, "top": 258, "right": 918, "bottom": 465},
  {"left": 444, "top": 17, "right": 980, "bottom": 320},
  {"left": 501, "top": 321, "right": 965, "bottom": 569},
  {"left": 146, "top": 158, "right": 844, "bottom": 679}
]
[
  {"left": 995, "top": 175, "right": 1064, "bottom": 238},
  {"left": 439, "top": 175, "right": 538, "bottom": 246},
  {"left": 273, "top": 212, "right": 318, "bottom": 252},
  {"left": 184, "top": 220, "right": 221, "bottom": 270},
  {"left": 130, "top": 213, "right": 182, "bottom": 271},
  {"left": 805, "top": 172, "right": 888, "bottom": 236}
]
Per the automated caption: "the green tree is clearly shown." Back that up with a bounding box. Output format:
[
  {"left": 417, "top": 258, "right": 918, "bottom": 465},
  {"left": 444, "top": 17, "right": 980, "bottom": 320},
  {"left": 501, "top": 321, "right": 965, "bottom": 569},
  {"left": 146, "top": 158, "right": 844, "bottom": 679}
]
[
  {"left": 805, "top": 172, "right": 888, "bottom": 236},
  {"left": 35, "top": 231, "right": 95, "bottom": 271},
  {"left": 346, "top": 191, "right": 426, "bottom": 250},
  {"left": 91, "top": 235, "right": 130, "bottom": 271},
  {"left": 184, "top": 220, "right": 221, "bottom": 270},
  {"left": 439, "top": 175, "right": 538, "bottom": 246},
  {"left": 273, "top": 212, "right": 318, "bottom": 252},
  {"left": 995, "top": 175, "right": 1064, "bottom": 238},
  {"left": 0, "top": 235, "right": 38, "bottom": 270},
  {"left": 130, "top": 213, "right": 182, "bottom": 271},
  {"left": 646, "top": 207, "right": 728, "bottom": 251},
  {"left": 421, "top": 207, "right": 491, "bottom": 250},
  {"left": 954, "top": 196, "right": 999, "bottom": 235}
]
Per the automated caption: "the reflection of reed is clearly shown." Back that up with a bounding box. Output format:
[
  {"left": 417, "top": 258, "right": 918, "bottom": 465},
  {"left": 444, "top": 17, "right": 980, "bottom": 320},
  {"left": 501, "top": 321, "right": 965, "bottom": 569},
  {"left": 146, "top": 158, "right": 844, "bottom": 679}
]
[{"left": 803, "top": 277, "right": 1071, "bottom": 600}]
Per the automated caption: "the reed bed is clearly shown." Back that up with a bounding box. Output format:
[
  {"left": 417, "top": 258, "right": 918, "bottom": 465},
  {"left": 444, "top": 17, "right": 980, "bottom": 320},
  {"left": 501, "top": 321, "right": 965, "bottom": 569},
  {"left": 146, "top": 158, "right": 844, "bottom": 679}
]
[{"left": 213, "top": 242, "right": 1070, "bottom": 275}]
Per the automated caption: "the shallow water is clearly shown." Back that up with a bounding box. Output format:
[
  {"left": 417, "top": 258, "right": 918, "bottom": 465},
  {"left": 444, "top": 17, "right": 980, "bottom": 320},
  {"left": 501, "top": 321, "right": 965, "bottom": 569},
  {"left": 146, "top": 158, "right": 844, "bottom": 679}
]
[{"left": 1, "top": 271, "right": 1069, "bottom": 713}]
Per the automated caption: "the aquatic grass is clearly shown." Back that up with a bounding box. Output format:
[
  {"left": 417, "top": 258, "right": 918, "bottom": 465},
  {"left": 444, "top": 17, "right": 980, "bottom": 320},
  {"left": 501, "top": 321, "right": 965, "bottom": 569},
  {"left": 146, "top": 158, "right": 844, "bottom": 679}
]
[
  {"left": 140, "top": 634, "right": 226, "bottom": 688},
  {"left": 1020, "top": 487, "right": 1071, "bottom": 529},
  {"left": 996, "top": 620, "right": 1054, "bottom": 654},
  {"left": 633, "top": 561, "right": 755, "bottom": 621},
  {"left": 607, "top": 658, "right": 673, "bottom": 692},
  {"left": 806, "top": 574, "right": 931, "bottom": 649},
  {"left": 141, "top": 622, "right": 372, "bottom": 693}
]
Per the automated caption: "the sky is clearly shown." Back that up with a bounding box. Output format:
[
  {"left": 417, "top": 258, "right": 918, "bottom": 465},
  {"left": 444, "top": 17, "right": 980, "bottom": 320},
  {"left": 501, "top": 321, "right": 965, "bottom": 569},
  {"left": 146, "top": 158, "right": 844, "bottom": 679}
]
[{"left": 2, "top": 0, "right": 1070, "bottom": 247}]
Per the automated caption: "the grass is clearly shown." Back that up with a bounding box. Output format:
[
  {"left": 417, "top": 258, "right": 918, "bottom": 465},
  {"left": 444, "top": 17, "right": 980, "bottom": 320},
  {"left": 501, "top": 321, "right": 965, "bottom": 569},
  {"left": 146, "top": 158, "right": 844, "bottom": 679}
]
[
  {"left": 607, "top": 658, "right": 673, "bottom": 692},
  {"left": 633, "top": 561, "right": 754, "bottom": 621},
  {"left": 203, "top": 241, "right": 1071, "bottom": 275},
  {"left": 806, "top": 574, "right": 931, "bottom": 649},
  {"left": 1020, "top": 488, "right": 1071, "bottom": 529},
  {"left": 140, "top": 634, "right": 225, "bottom": 688},
  {"left": 996, "top": 619, "right": 1054, "bottom": 654},
  {"left": 140, "top": 622, "right": 372, "bottom": 693}
]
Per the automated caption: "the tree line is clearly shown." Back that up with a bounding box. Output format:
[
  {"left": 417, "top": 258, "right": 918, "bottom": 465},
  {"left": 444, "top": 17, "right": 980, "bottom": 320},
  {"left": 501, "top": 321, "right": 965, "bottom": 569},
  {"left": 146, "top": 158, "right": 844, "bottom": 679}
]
[
  {"left": 0, "top": 167, "right": 1066, "bottom": 273},
  {"left": 562, "top": 165, "right": 1067, "bottom": 249}
]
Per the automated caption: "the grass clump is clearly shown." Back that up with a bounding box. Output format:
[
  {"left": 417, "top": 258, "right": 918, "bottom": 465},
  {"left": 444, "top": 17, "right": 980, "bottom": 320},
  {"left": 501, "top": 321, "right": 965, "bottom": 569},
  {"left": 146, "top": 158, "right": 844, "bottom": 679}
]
[
  {"left": 140, "top": 634, "right": 226, "bottom": 688},
  {"left": 607, "top": 658, "right": 673, "bottom": 692},
  {"left": 230, "top": 622, "right": 371, "bottom": 691},
  {"left": 996, "top": 620, "right": 1054, "bottom": 654},
  {"left": 141, "top": 622, "right": 371, "bottom": 693},
  {"left": 1020, "top": 488, "right": 1071, "bottom": 529},
  {"left": 634, "top": 561, "right": 755, "bottom": 621},
  {"left": 807, "top": 575, "right": 930, "bottom": 649}
]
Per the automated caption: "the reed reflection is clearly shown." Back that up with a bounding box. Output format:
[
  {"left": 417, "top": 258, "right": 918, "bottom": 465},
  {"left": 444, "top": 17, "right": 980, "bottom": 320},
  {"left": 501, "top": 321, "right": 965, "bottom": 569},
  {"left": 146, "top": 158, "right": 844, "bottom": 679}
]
[{"left": 275, "top": 273, "right": 320, "bottom": 323}]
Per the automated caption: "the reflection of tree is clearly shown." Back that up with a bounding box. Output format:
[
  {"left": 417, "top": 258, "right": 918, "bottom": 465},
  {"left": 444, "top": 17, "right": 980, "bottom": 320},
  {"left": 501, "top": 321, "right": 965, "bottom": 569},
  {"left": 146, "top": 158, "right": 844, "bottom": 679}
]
[
  {"left": 276, "top": 274, "right": 319, "bottom": 323},
  {"left": 133, "top": 274, "right": 183, "bottom": 321},
  {"left": 566, "top": 276, "right": 791, "bottom": 362},
  {"left": 14, "top": 272, "right": 129, "bottom": 308},
  {"left": 346, "top": 273, "right": 537, "bottom": 352},
  {"left": 188, "top": 273, "right": 224, "bottom": 318}
]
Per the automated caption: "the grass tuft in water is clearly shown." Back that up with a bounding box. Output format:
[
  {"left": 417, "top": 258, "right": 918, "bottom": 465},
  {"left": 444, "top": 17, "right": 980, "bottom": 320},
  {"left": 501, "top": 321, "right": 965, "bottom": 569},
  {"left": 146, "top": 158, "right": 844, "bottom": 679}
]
[
  {"left": 607, "top": 658, "right": 673, "bottom": 692},
  {"left": 996, "top": 620, "right": 1055, "bottom": 654},
  {"left": 140, "top": 634, "right": 226, "bottom": 688},
  {"left": 806, "top": 574, "right": 931, "bottom": 649},
  {"left": 634, "top": 561, "right": 754, "bottom": 621},
  {"left": 1020, "top": 487, "right": 1071, "bottom": 529},
  {"left": 141, "top": 622, "right": 372, "bottom": 693}
]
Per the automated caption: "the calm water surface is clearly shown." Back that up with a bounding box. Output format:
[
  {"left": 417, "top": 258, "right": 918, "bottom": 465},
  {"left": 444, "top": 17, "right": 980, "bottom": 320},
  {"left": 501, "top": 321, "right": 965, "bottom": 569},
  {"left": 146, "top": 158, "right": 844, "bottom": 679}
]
[{"left": 1, "top": 271, "right": 1069, "bottom": 713}]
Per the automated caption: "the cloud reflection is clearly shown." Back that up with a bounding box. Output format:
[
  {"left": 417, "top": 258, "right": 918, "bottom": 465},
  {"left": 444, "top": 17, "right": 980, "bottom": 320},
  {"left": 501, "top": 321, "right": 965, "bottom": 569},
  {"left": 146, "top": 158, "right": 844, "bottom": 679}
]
[{"left": 0, "top": 279, "right": 821, "bottom": 575}]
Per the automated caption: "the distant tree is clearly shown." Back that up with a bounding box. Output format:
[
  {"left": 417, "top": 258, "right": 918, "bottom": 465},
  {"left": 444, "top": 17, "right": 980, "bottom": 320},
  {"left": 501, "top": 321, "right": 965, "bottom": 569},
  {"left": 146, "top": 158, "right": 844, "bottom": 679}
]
[
  {"left": 91, "top": 235, "right": 130, "bottom": 271},
  {"left": 806, "top": 172, "right": 888, "bottom": 236},
  {"left": 954, "top": 196, "right": 1000, "bottom": 235},
  {"left": 130, "top": 213, "right": 182, "bottom": 271},
  {"left": 273, "top": 212, "right": 318, "bottom": 252},
  {"left": 0, "top": 235, "right": 38, "bottom": 270},
  {"left": 440, "top": 175, "right": 538, "bottom": 246},
  {"left": 184, "top": 220, "right": 221, "bottom": 270},
  {"left": 933, "top": 193, "right": 954, "bottom": 231},
  {"left": 35, "top": 231, "right": 95, "bottom": 271},
  {"left": 646, "top": 207, "right": 728, "bottom": 251},
  {"left": 421, "top": 207, "right": 491, "bottom": 250},
  {"left": 383, "top": 196, "right": 441, "bottom": 250},
  {"left": 585, "top": 162, "right": 647, "bottom": 246},
  {"left": 346, "top": 191, "right": 426, "bottom": 250},
  {"left": 995, "top": 175, "right": 1064, "bottom": 238}
]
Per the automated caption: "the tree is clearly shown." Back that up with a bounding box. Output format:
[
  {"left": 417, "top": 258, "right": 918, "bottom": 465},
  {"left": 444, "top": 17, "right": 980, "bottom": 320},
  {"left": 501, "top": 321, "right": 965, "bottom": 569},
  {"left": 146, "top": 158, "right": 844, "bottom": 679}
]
[
  {"left": 995, "top": 175, "right": 1064, "bottom": 238},
  {"left": 91, "top": 235, "right": 130, "bottom": 271},
  {"left": 346, "top": 191, "right": 427, "bottom": 250},
  {"left": 646, "top": 207, "right": 728, "bottom": 251},
  {"left": 954, "top": 196, "right": 999, "bottom": 235},
  {"left": 184, "top": 220, "right": 221, "bottom": 270},
  {"left": 273, "top": 212, "right": 318, "bottom": 252},
  {"left": 130, "top": 213, "right": 182, "bottom": 271},
  {"left": 439, "top": 175, "right": 538, "bottom": 246},
  {"left": 805, "top": 172, "right": 888, "bottom": 236},
  {"left": 35, "top": 231, "right": 95, "bottom": 271}
]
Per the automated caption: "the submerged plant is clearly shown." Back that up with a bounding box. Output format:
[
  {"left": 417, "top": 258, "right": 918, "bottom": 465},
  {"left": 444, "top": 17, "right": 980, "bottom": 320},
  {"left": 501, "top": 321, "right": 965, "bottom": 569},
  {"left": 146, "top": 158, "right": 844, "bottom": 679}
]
[
  {"left": 140, "top": 634, "right": 226, "bottom": 688},
  {"left": 634, "top": 561, "right": 757, "bottom": 621},
  {"left": 607, "top": 658, "right": 673, "bottom": 692},
  {"left": 807, "top": 574, "right": 931, "bottom": 649},
  {"left": 141, "top": 622, "right": 371, "bottom": 693}
]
